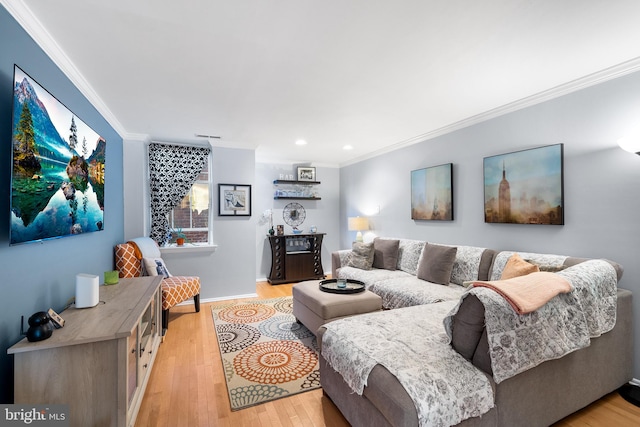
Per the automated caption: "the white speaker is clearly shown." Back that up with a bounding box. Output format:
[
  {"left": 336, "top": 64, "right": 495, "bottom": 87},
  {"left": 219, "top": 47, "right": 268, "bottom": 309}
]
[{"left": 75, "top": 273, "right": 99, "bottom": 308}]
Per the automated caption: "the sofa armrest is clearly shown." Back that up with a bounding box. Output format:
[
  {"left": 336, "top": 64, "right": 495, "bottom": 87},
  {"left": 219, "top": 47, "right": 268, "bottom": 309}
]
[{"left": 331, "top": 249, "right": 352, "bottom": 279}]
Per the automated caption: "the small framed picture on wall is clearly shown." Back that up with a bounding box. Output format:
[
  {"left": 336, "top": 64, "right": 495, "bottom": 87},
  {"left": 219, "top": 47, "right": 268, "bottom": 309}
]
[
  {"left": 297, "top": 166, "right": 316, "bottom": 182},
  {"left": 218, "top": 184, "right": 252, "bottom": 216}
]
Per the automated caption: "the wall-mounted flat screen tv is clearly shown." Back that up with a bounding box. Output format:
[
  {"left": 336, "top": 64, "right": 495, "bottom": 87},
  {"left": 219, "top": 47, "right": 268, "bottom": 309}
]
[{"left": 10, "top": 65, "right": 105, "bottom": 245}]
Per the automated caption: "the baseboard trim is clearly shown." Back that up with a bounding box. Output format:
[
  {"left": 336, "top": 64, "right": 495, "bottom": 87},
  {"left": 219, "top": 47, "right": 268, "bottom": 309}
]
[{"left": 176, "top": 293, "right": 258, "bottom": 306}]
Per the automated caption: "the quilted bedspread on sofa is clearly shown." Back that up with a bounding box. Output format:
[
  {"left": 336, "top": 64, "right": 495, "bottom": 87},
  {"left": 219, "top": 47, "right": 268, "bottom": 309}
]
[
  {"left": 443, "top": 259, "right": 618, "bottom": 383},
  {"left": 321, "top": 301, "right": 495, "bottom": 427}
]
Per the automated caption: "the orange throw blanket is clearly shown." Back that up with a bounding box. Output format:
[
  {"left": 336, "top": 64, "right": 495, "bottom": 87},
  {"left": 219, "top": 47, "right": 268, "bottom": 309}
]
[{"left": 472, "top": 272, "right": 572, "bottom": 314}]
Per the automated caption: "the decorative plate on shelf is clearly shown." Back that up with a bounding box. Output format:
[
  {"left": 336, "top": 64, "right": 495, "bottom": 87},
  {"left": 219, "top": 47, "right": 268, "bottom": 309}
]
[{"left": 283, "top": 202, "right": 306, "bottom": 230}]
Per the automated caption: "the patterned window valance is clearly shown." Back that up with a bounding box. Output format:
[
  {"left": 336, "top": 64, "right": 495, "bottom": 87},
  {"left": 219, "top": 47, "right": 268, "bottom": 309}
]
[{"left": 148, "top": 143, "right": 211, "bottom": 245}]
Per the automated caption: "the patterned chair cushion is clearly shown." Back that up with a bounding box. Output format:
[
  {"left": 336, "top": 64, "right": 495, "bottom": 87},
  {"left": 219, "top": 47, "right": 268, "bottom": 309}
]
[
  {"left": 115, "top": 243, "right": 143, "bottom": 278},
  {"left": 161, "top": 276, "right": 201, "bottom": 310},
  {"left": 114, "top": 242, "right": 200, "bottom": 310}
]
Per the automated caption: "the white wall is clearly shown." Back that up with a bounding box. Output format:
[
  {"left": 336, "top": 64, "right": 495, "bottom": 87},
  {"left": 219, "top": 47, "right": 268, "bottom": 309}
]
[
  {"left": 340, "top": 69, "right": 640, "bottom": 379},
  {"left": 122, "top": 138, "right": 146, "bottom": 240}
]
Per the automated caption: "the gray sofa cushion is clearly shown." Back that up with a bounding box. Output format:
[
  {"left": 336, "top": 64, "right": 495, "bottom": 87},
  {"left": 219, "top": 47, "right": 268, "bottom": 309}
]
[
  {"left": 369, "top": 277, "right": 466, "bottom": 309},
  {"left": 416, "top": 243, "right": 457, "bottom": 285},
  {"left": 451, "top": 294, "right": 485, "bottom": 361},
  {"left": 346, "top": 242, "right": 375, "bottom": 270},
  {"left": 372, "top": 238, "right": 400, "bottom": 270},
  {"left": 450, "top": 294, "right": 494, "bottom": 376},
  {"left": 489, "top": 251, "right": 625, "bottom": 282},
  {"left": 396, "top": 239, "right": 426, "bottom": 275},
  {"left": 448, "top": 246, "right": 496, "bottom": 285}
]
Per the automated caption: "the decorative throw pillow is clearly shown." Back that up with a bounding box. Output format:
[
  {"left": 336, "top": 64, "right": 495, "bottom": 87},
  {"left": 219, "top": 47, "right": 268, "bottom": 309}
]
[
  {"left": 397, "top": 240, "right": 426, "bottom": 275},
  {"left": 416, "top": 243, "right": 458, "bottom": 285},
  {"left": 451, "top": 294, "right": 485, "bottom": 361},
  {"left": 500, "top": 253, "right": 539, "bottom": 280},
  {"left": 346, "top": 242, "right": 375, "bottom": 270},
  {"left": 143, "top": 257, "right": 171, "bottom": 278},
  {"left": 372, "top": 238, "right": 400, "bottom": 271}
]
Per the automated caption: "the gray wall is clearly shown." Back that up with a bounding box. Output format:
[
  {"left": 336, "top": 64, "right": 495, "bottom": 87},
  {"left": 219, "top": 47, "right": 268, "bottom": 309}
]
[
  {"left": 340, "top": 70, "right": 640, "bottom": 379},
  {"left": 123, "top": 143, "right": 258, "bottom": 300},
  {"left": 0, "top": 5, "right": 124, "bottom": 403},
  {"left": 123, "top": 151, "right": 342, "bottom": 297},
  {"left": 255, "top": 163, "right": 340, "bottom": 281}
]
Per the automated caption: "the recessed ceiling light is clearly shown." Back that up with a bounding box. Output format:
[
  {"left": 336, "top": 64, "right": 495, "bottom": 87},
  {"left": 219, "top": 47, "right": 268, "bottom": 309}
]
[
  {"left": 295, "top": 139, "right": 307, "bottom": 146},
  {"left": 343, "top": 145, "right": 354, "bottom": 150}
]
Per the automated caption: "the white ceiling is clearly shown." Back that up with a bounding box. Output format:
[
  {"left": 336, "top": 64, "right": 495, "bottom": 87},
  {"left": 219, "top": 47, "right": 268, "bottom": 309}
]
[{"left": 5, "top": 0, "right": 640, "bottom": 166}]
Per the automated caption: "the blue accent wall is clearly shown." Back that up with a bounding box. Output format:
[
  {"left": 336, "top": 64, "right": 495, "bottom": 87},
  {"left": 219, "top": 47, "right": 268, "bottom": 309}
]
[{"left": 0, "top": 5, "right": 124, "bottom": 403}]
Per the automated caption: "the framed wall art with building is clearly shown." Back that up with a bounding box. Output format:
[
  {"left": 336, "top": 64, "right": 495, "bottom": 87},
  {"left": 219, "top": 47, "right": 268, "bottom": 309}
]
[{"left": 483, "top": 144, "right": 564, "bottom": 225}]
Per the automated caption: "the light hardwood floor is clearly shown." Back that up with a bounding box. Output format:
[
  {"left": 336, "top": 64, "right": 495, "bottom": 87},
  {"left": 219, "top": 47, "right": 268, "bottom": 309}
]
[{"left": 135, "top": 281, "right": 640, "bottom": 427}]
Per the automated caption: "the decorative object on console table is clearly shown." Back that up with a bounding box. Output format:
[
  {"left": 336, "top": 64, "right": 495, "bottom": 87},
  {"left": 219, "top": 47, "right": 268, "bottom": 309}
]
[
  {"left": 268, "top": 233, "right": 325, "bottom": 284},
  {"left": 348, "top": 216, "right": 369, "bottom": 242},
  {"left": 283, "top": 202, "right": 306, "bottom": 233},
  {"left": 483, "top": 143, "right": 564, "bottom": 225},
  {"left": 104, "top": 270, "right": 119, "bottom": 285},
  {"left": 411, "top": 163, "right": 453, "bottom": 221},
  {"left": 23, "top": 311, "right": 54, "bottom": 342},
  {"left": 75, "top": 273, "right": 99, "bottom": 308},
  {"left": 259, "top": 209, "right": 275, "bottom": 235},
  {"left": 218, "top": 183, "right": 252, "bottom": 216}
]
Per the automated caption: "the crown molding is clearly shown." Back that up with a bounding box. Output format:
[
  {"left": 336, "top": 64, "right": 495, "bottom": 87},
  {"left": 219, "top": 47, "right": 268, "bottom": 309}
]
[
  {"left": 122, "top": 133, "right": 151, "bottom": 143},
  {"left": 5, "top": 0, "right": 640, "bottom": 165},
  {"left": 2, "top": 0, "right": 128, "bottom": 138},
  {"left": 340, "top": 56, "right": 640, "bottom": 167}
]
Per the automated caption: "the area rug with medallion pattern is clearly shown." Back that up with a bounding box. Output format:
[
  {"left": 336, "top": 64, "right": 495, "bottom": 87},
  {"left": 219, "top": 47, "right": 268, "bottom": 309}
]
[{"left": 211, "top": 297, "right": 320, "bottom": 410}]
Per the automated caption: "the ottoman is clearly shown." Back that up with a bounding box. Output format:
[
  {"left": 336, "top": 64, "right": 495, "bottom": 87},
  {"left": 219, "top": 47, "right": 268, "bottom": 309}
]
[{"left": 292, "top": 280, "right": 382, "bottom": 335}]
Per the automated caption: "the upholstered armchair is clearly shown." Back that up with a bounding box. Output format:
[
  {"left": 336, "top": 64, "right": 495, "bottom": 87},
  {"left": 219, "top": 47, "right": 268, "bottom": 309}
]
[{"left": 114, "top": 238, "right": 200, "bottom": 333}]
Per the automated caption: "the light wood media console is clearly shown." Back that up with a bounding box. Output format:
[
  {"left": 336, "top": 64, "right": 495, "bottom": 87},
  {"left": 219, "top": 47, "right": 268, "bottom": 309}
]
[{"left": 8, "top": 276, "right": 163, "bottom": 427}]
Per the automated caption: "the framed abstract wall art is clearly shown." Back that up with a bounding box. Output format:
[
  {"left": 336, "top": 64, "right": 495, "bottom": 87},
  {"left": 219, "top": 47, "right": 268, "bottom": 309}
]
[
  {"left": 218, "top": 184, "right": 252, "bottom": 216},
  {"left": 483, "top": 143, "right": 564, "bottom": 225},
  {"left": 411, "top": 163, "right": 453, "bottom": 221}
]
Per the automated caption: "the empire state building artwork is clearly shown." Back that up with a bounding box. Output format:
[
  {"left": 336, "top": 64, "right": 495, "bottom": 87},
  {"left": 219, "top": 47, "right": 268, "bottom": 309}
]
[
  {"left": 498, "top": 161, "right": 511, "bottom": 222},
  {"left": 484, "top": 144, "right": 564, "bottom": 225}
]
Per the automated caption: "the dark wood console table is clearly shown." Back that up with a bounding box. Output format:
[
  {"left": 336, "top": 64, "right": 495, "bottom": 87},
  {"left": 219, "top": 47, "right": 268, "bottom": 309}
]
[{"left": 268, "top": 233, "right": 325, "bottom": 284}]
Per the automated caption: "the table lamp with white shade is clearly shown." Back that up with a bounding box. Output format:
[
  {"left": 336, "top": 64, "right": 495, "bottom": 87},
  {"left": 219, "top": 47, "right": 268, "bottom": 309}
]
[{"left": 348, "top": 216, "right": 369, "bottom": 242}]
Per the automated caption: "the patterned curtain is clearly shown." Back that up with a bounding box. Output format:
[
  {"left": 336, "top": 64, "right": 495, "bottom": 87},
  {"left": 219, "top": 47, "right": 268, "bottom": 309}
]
[{"left": 148, "top": 143, "right": 211, "bottom": 245}]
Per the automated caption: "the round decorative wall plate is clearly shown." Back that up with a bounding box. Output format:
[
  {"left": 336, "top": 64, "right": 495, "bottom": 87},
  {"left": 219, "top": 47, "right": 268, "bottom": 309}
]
[{"left": 283, "top": 202, "right": 306, "bottom": 229}]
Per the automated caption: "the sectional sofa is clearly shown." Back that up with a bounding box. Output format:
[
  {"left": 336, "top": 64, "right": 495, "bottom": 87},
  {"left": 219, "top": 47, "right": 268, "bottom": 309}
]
[{"left": 319, "top": 237, "right": 633, "bottom": 427}]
